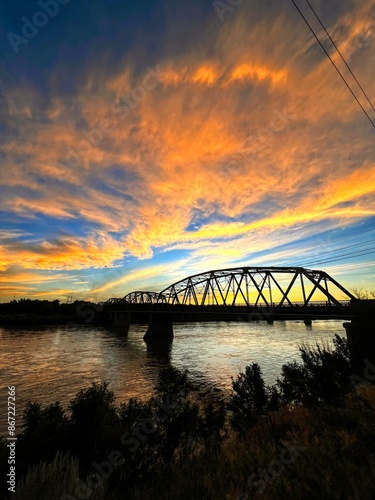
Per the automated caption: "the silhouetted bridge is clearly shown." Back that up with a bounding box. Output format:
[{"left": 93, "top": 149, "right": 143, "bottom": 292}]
[
  {"left": 97, "top": 266, "right": 375, "bottom": 376},
  {"left": 98, "top": 267, "right": 362, "bottom": 336}
]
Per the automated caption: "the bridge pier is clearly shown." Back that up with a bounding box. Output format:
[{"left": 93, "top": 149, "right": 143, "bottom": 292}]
[
  {"left": 143, "top": 312, "right": 174, "bottom": 340},
  {"left": 344, "top": 300, "right": 375, "bottom": 374},
  {"left": 112, "top": 311, "right": 131, "bottom": 334}
]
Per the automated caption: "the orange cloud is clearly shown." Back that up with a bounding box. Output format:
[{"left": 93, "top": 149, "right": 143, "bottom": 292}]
[
  {"left": 192, "top": 65, "right": 221, "bottom": 85},
  {"left": 228, "top": 63, "right": 288, "bottom": 85},
  {"left": 0, "top": 0, "right": 374, "bottom": 299}
]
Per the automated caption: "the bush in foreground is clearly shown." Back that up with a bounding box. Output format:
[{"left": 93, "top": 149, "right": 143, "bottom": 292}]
[
  {"left": 3, "top": 334, "right": 374, "bottom": 499},
  {"left": 277, "top": 334, "right": 352, "bottom": 405}
]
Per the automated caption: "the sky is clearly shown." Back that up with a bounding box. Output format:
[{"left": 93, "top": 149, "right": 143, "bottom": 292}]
[{"left": 0, "top": 0, "right": 374, "bottom": 303}]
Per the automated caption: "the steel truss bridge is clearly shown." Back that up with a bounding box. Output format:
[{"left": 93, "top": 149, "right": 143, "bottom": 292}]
[
  {"left": 103, "top": 267, "right": 356, "bottom": 319},
  {"left": 106, "top": 291, "right": 166, "bottom": 305}
]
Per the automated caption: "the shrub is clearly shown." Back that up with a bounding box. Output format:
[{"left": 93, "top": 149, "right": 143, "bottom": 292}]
[
  {"left": 17, "top": 402, "right": 69, "bottom": 478},
  {"left": 68, "top": 381, "right": 119, "bottom": 468},
  {"left": 277, "top": 335, "right": 352, "bottom": 405},
  {"left": 154, "top": 365, "right": 193, "bottom": 403},
  {"left": 228, "top": 363, "right": 280, "bottom": 435}
]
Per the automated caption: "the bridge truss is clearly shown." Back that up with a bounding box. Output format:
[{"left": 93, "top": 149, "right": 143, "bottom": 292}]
[
  {"left": 105, "top": 291, "right": 166, "bottom": 305},
  {"left": 159, "top": 267, "right": 355, "bottom": 312}
]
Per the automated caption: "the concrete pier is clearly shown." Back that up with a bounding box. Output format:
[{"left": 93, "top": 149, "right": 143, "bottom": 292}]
[
  {"left": 112, "top": 311, "right": 131, "bottom": 334},
  {"left": 344, "top": 300, "right": 375, "bottom": 374},
  {"left": 143, "top": 312, "right": 174, "bottom": 340}
]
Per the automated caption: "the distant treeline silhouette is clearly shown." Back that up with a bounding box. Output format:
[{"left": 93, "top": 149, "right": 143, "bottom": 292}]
[{"left": 0, "top": 299, "right": 101, "bottom": 326}]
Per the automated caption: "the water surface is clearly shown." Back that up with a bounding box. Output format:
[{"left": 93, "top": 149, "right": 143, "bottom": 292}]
[{"left": 0, "top": 320, "right": 345, "bottom": 434}]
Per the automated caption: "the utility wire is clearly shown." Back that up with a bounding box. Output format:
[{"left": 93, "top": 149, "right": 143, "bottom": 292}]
[
  {"left": 304, "top": 238, "right": 375, "bottom": 260},
  {"left": 281, "top": 223, "right": 375, "bottom": 268},
  {"left": 304, "top": 0, "right": 375, "bottom": 114},
  {"left": 290, "top": 233, "right": 375, "bottom": 268},
  {"left": 273, "top": 219, "right": 375, "bottom": 270},
  {"left": 284, "top": 222, "right": 375, "bottom": 264},
  {"left": 297, "top": 244, "right": 375, "bottom": 267},
  {"left": 305, "top": 245, "right": 375, "bottom": 263},
  {"left": 301, "top": 248, "right": 375, "bottom": 267},
  {"left": 289, "top": 0, "right": 375, "bottom": 128}
]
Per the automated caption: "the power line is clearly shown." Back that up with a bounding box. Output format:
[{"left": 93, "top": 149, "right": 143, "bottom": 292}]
[
  {"left": 289, "top": 0, "right": 375, "bottom": 128},
  {"left": 298, "top": 247, "right": 375, "bottom": 268},
  {"left": 304, "top": 238, "right": 374, "bottom": 259},
  {"left": 283, "top": 221, "right": 375, "bottom": 263},
  {"left": 296, "top": 238, "right": 375, "bottom": 267},
  {"left": 281, "top": 226, "right": 375, "bottom": 268},
  {"left": 302, "top": 248, "right": 375, "bottom": 267},
  {"left": 304, "top": 0, "right": 375, "bottom": 114}
]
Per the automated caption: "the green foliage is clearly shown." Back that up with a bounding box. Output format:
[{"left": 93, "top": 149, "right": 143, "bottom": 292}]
[
  {"left": 68, "top": 381, "right": 119, "bottom": 468},
  {"left": 227, "top": 335, "right": 352, "bottom": 435},
  {"left": 199, "top": 401, "right": 227, "bottom": 454},
  {"left": 118, "top": 397, "right": 153, "bottom": 428},
  {"left": 277, "top": 334, "right": 352, "bottom": 405},
  {"left": 17, "top": 402, "right": 69, "bottom": 479},
  {"left": 129, "top": 385, "right": 375, "bottom": 500},
  {"left": 229, "top": 362, "right": 280, "bottom": 435},
  {"left": 154, "top": 365, "right": 193, "bottom": 403},
  {"left": 113, "top": 366, "right": 227, "bottom": 495},
  {"left": 21, "top": 401, "right": 67, "bottom": 436}
]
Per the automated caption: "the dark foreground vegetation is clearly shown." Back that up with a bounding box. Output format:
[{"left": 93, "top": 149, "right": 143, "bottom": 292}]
[{"left": 1, "top": 335, "right": 375, "bottom": 499}]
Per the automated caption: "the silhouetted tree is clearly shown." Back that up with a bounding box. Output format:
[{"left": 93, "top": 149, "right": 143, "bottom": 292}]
[
  {"left": 277, "top": 334, "right": 352, "bottom": 405},
  {"left": 228, "top": 363, "right": 279, "bottom": 435}
]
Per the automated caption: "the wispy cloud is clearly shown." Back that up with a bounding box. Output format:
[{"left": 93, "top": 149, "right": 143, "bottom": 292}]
[{"left": 0, "top": 0, "right": 374, "bottom": 301}]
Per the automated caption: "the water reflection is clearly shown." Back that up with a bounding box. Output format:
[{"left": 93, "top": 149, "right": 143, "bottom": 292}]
[
  {"left": 0, "top": 320, "right": 345, "bottom": 435},
  {"left": 145, "top": 339, "right": 173, "bottom": 365}
]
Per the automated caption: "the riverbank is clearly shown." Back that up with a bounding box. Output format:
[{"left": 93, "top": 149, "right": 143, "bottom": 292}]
[{"left": 1, "top": 336, "right": 374, "bottom": 499}]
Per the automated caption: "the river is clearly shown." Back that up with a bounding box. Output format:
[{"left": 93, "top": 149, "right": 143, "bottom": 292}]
[{"left": 0, "top": 320, "right": 346, "bottom": 435}]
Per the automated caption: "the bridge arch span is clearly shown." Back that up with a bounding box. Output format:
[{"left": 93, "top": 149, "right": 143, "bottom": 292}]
[
  {"left": 122, "top": 291, "right": 166, "bottom": 304},
  {"left": 160, "top": 267, "right": 355, "bottom": 310}
]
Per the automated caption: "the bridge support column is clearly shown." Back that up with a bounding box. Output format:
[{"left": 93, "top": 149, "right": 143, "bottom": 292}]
[
  {"left": 344, "top": 300, "right": 375, "bottom": 375},
  {"left": 304, "top": 319, "right": 312, "bottom": 326},
  {"left": 144, "top": 312, "right": 174, "bottom": 340},
  {"left": 112, "top": 312, "right": 130, "bottom": 334}
]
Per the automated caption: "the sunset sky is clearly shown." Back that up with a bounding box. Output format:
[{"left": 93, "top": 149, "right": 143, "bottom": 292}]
[{"left": 0, "top": 0, "right": 374, "bottom": 303}]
